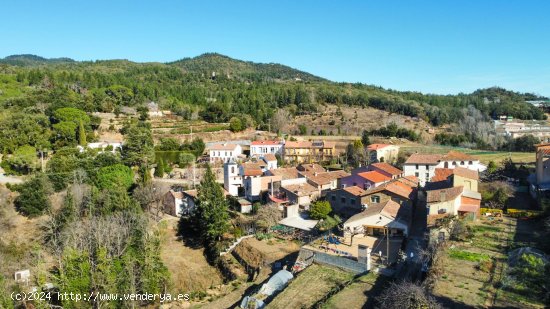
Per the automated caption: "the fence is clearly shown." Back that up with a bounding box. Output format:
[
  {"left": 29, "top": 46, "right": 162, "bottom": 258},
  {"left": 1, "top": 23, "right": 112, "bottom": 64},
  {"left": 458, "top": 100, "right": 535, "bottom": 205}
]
[{"left": 219, "top": 235, "right": 254, "bottom": 256}]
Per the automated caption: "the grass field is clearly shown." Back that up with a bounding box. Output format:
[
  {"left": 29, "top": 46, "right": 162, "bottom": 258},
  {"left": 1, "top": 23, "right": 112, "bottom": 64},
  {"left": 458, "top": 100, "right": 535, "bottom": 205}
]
[
  {"left": 400, "top": 144, "right": 534, "bottom": 165},
  {"left": 321, "top": 272, "right": 390, "bottom": 309},
  {"left": 432, "top": 217, "right": 546, "bottom": 308},
  {"left": 267, "top": 264, "right": 354, "bottom": 309}
]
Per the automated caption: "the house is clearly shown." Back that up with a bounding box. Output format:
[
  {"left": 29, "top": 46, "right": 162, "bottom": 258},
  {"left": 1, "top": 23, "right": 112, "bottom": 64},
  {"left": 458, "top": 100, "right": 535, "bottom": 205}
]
[
  {"left": 343, "top": 200, "right": 411, "bottom": 237},
  {"left": 163, "top": 190, "right": 184, "bottom": 217},
  {"left": 280, "top": 182, "right": 320, "bottom": 209},
  {"left": 262, "top": 154, "right": 278, "bottom": 170},
  {"left": 208, "top": 144, "right": 243, "bottom": 163},
  {"left": 367, "top": 144, "right": 400, "bottom": 163},
  {"left": 427, "top": 167, "right": 479, "bottom": 192},
  {"left": 299, "top": 170, "right": 350, "bottom": 195},
  {"left": 240, "top": 162, "right": 264, "bottom": 201},
  {"left": 341, "top": 170, "right": 391, "bottom": 190},
  {"left": 224, "top": 161, "right": 242, "bottom": 196},
  {"left": 426, "top": 186, "right": 481, "bottom": 218},
  {"left": 326, "top": 186, "right": 367, "bottom": 217},
  {"left": 297, "top": 163, "right": 326, "bottom": 173},
  {"left": 368, "top": 162, "right": 403, "bottom": 179},
  {"left": 403, "top": 151, "right": 486, "bottom": 186},
  {"left": 532, "top": 143, "right": 550, "bottom": 193},
  {"left": 266, "top": 167, "right": 300, "bottom": 180},
  {"left": 361, "top": 180, "right": 416, "bottom": 208},
  {"left": 250, "top": 140, "right": 284, "bottom": 157},
  {"left": 283, "top": 140, "right": 336, "bottom": 163},
  {"left": 163, "top": 189, "right": 198, "bottom": 216},
  {"left": 238, "top": 198, "right": 253, "bottom": 214}
]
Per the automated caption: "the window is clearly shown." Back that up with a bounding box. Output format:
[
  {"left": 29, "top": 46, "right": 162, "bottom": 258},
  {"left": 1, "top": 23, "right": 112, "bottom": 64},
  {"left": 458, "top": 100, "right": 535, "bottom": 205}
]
[
  {"left": 231, "top": 166, "right": 235, "bottom": 174},
  {"left": 468, "top": 161, "right": 473, "bottom": 165},
  {"left": 341, "top": 197, "right": 346, "bottom": 203},
  {"left": 353, "top": 182, "right": 357, "bottom": 186},
  {"left": 425, "top": 165, "right": 429, "bottom": 169},
  {"left": 438, "top": 208, "right": 447, "bottom": 214},
  {"left": 415, "top": 172, "right": 419, "bottom": 177},
  {"left": 350, "top": 198, "right": 356, "bottom": 205},
  {"left": 371, "top": 195, "right": 380, "bottom": 203},
  {"left": 331, "top": 195, "right": 336, "bottom": 201},
  {"left": 425, "top": 173, "right": 429, "bottom": 179},
  {"left": 453, "top": 162, "right": 457, "bottom": 166},
  {"left": 415, "top": 164, "right": 419, "bottom": 169},
  {"left": 460, "top": 161, "right": 465, "bottom": 165}
]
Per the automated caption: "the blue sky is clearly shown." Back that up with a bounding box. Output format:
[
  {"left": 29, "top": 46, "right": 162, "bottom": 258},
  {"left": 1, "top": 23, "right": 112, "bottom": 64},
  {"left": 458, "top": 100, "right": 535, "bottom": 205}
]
[{"left": 1, "top": 1, "right": 549, "bottom": 96}]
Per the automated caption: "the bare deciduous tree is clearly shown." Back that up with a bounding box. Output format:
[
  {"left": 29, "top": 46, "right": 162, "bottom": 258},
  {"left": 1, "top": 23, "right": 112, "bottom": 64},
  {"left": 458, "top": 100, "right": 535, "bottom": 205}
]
[
  {"left": 255, "top": 204, "right": 281, "bottom": 232},
  {"left": 271, "top": 109, "right": 291, "bottom": 134},
  {"left": 377, "top": 281, "right": 442, "bottom": 309}
]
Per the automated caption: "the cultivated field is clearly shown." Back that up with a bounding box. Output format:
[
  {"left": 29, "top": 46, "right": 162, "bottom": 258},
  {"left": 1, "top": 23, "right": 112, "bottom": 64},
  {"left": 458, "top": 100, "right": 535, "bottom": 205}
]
[
  {"left": 321, "top": 272, "right": 390, "bottom": 309},
  {"left": 267, "top": 264, "right": 354, "bottom": 309},
  {"left": 432, "top": 217, "right": 546, "bottom": 308}
]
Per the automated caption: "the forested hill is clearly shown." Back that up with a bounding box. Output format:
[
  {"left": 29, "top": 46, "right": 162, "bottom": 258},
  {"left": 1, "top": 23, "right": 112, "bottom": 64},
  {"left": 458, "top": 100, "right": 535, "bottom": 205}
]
[
  {"left": 0, "top": 52, "right": 547, "bottom": 133},
  {"left": 169, "top": 53, "right": 326, "bottom": 82}
]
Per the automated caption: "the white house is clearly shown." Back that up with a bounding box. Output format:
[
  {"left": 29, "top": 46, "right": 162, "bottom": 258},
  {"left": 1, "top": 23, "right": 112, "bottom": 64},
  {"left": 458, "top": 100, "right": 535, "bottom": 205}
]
[
  {"left": 262, "top": 154, "right": 278, "bottom": 170},
  {"left": 163, "top": 190, "right": 185, "bottom": 217},
  {"left": 224, "top": 161, "right": 242, "bottom": 196},
  {"left": 403, "top": 151, "right": 486, "bottom": 186},
  {"left": 343, "top": 200, "right": 410, "bottom": 237},
  {"left": 208, "top": 144, "right": 243, "bottom": 163},
  {"left": 367, "top": 144, "right": 400, "bottom": 163},
  {"left": 250, "top": 140, "right": 284, "bottom": 157}
]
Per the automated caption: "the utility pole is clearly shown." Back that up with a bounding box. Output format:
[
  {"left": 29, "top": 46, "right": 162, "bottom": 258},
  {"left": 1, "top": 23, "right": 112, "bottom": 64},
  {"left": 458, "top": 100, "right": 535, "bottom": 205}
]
[{"left": 386, "top": 227, "right": 390, "bottom": 265}]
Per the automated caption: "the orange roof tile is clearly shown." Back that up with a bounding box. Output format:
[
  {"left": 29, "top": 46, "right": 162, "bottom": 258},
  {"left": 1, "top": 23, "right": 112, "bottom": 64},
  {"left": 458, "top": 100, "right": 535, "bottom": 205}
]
[
  {"left": 426, "top": 186, "right": 464, "bottom": 203},
  {"left": 367, "top": 144, "right": 394, "bottom": 151},
  {"left": 431, "top": 168, "right": 454, "bottom": 182},
  {"left": 251, "top": 140, "right": 282, "bottom": 146},
  {"left": 453, "top": 167, "right": 479, "bottom": 180},
  {"left": 405, "top": 153, "right": 442, "bottom": 165},
  {"left": 441, "top": 150, "right": 476, "bottom": 161},
  {"left": 343, "top": 186, "right": 366, "bottom": 196},
  {"left": 357, "top": 171, "right": 391, "bottom": 183},
  {"left": 371, "top": 162, "right": 403, "bottom": 176}
]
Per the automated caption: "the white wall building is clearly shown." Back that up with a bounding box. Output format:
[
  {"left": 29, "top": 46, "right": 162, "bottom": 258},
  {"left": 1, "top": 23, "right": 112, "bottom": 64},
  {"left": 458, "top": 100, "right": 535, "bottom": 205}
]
[
  {"left": 403, "top": 151, "right": 486, "bottom": 186},
  {"left": 209, "top": 144, "right": 242, "bottom": 163},
  {"left": 250, "top": 140, "right": 284, "bottom": 157},
  {"left": 77, "top": 142, "right": 122, "bottom": 154},
  {"left": 224, "top": 161, "right": 242, "bottom": 196}
]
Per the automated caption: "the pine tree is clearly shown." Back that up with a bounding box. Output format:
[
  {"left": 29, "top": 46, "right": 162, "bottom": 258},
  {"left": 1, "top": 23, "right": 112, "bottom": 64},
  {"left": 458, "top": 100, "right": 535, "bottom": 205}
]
[
  {"left": 154, "top": 158, "right": 164, "bottom": 178},
  {"left": 193, "top": 165, "right": 229, "bottom": 244},
  {"left": 78, "top": 120, "right": 86, "bottom": 146}
]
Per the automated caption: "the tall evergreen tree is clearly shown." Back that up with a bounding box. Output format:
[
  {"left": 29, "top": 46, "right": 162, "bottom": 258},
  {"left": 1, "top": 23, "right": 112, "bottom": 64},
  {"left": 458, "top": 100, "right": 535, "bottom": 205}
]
[
  {"left": 154, "top": 158, "right": 165, "bottom": 177},
  {"left": 78, "top": 120, "right": 86, "bottom": 146},
  {"left": 193, "top": 165, "right": 229, "bottom": 244}
]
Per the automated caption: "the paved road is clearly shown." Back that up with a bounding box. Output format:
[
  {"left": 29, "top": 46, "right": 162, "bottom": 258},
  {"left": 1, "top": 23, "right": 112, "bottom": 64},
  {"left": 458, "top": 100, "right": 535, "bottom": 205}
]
[{"left": 399, "top": 199, "right": 428, "bottom": 281}]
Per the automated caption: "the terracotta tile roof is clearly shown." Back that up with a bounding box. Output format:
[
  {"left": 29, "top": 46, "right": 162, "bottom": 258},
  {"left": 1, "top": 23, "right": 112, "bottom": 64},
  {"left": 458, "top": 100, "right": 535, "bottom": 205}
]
[
  {"left": 262, "top": 154, "right": 277, "bottom": 162},
  {"left": 346, "top": 200, "right": 402, "bottom": 223},
  {"left": 284, "top": 141, "right": 312, "bottom": 148},
  {"left": 371, "top": 162, "right": 403, "bottom": 176},
  {"left": 426, "top": 186, "right": 464, "bottom": 203},
  {"left": 298, "top": 163, "right": 326, "bottom": 172},
  {"left": 399, "top": 175, "right": 420, "bottom": 187},
  {"left": 282, "top": 182, "right": 318, "bottom": 197},
  {"left": 251, "top": 140, "right": 282, "bottom": 146},
  {"left": 405, "top": 153, "right": 442, "bottom": 165},
  {"left": 300, "top": 170, "right": 351, "bottom": 186},
  {"left": 242, "top": 163, "right": 263, "bottom": 176},
  {"left": 183, "top": 189, "right": 198, "bottom": 198},
  {"left": 357, "top": 171, "right": 391, "bottom": 183},
  {"left": 441, "top": 150, "right": 477, "bottom": 161},
  {"left": 169, "top": 190, "right": 183, "bottom": 199},
  {"left": 208, "top": 143, "right": 239, "bottom": 151},
  {"left": 367, "top": 143, "right": 395, "bottom": 151},
  {"left": 362, "top": 179, "right": 414, "bottom": 200},
  {"left": 431, "top": 168, "right": 455, "bottom": 182},
  {"left": 343, "top": 186, "right": 366, "bottom": 196},
  {"left": 453, "top": 166, "right": 479, "bottom": 180},
  {"left": 268, "top": 167, "right": 300, "bottom": 180}
]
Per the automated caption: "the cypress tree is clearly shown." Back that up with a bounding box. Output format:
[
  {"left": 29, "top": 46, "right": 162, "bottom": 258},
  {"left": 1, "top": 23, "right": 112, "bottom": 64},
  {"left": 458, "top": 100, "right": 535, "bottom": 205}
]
[
  {"left": 154, "top": 158, "right": 164, "bottom": 177},
  {"left": 78, "top": 120, "right": 86, "bottom": 146}
]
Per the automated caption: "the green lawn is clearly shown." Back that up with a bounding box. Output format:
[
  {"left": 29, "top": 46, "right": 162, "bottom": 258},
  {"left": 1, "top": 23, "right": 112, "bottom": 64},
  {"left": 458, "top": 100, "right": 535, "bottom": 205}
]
[{"left": 448, "top": 249, "right": 491, "bottom": 262}]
